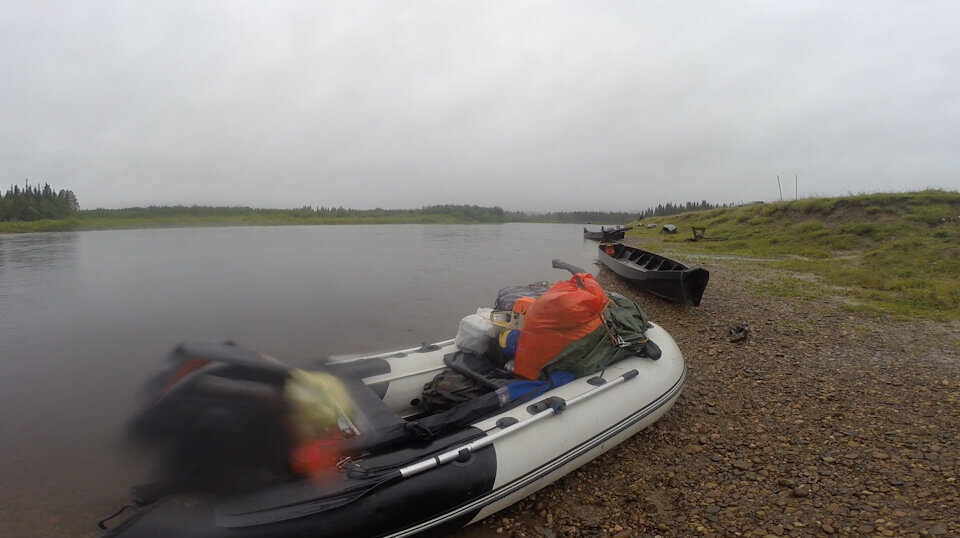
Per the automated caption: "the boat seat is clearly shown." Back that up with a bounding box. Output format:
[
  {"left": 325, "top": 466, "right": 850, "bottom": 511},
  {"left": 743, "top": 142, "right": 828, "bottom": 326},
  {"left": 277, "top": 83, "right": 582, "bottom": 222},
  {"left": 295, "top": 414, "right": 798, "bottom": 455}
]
[
  {"left": 337, "top": 374, "right": 407, "bottom": 436},
  {"left": 336, "top": 354, "right": 521, "bottom": 456}
]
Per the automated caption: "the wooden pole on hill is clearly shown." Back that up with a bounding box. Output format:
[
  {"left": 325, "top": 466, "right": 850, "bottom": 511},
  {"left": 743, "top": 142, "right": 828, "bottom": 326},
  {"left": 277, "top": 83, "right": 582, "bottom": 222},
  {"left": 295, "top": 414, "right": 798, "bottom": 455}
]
[{"left": 777, "top": 174, "right": 783, "bottom": 201}]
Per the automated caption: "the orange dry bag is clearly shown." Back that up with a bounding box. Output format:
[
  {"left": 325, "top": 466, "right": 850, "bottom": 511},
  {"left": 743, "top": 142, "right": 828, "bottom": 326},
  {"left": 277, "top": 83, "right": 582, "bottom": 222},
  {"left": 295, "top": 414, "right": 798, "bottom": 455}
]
[{"left": 513, "top": 273, "right": 608, "bottom": 380}]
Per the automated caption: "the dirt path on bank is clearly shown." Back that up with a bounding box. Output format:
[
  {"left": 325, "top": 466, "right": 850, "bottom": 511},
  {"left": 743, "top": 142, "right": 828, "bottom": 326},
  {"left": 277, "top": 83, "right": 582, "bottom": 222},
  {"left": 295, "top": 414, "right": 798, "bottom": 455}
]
[{"left": 459, "top": 252, "right": 960, "bottom": 537}]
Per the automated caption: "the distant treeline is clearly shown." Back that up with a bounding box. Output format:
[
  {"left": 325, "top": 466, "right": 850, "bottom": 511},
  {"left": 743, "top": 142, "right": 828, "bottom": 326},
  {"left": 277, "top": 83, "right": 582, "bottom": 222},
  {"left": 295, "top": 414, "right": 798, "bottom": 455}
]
[
  {"left": 506, "top": 201, "right": 733, "bottom": 223},
  {"left": 638, "top": 200, "right": 732, "bottom": 219},
  {"left": 81, "top": 204, "right": 510, "bottom": 223},
  {"left": 507, "top": 200, "right": 732, "bottom": 224},
  {"left": 80, "top": 203, "right": 729, "bottom": 223},
  {"left": 2, "top": 184, "right": 733, "bottom": 226},
  {"left": 1, "top": 182, "right": 79, "bottom": 221},
  {"left": 506, "top": 210, "right": 640, "bottom": 224}
]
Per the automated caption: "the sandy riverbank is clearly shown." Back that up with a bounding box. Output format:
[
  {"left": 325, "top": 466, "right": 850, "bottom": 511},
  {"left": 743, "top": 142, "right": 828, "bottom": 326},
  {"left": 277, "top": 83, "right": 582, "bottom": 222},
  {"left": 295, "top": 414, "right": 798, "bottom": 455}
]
[{"left": 458, "top": 250, "right": 960, "bottom": 537}]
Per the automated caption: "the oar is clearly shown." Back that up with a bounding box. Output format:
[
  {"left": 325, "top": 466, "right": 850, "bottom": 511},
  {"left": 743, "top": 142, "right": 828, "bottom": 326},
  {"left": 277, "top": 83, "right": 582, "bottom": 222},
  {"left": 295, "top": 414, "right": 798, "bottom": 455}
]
[
  {"left": 551, "top": 259, "right": 586, "bottom": 275},
  {"left": 551, "top": 259, "right": 587, "bottom": 288},
  {"left": 216, "top": 368, "right": 640, "bottom": 527}
]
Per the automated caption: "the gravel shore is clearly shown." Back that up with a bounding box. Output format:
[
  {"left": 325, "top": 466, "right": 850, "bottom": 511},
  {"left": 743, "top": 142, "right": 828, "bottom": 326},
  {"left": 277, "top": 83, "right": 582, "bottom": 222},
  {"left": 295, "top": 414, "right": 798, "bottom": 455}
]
[{"left": 458, "top": 250, "right": 960, "bottom": 537}]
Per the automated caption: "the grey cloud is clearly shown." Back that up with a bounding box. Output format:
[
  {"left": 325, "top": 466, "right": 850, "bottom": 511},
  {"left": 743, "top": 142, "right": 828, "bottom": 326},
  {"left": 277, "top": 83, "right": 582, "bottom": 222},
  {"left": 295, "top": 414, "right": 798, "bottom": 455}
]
[{"left": 2, "top": 1, "right": 958, "bottom": 211}]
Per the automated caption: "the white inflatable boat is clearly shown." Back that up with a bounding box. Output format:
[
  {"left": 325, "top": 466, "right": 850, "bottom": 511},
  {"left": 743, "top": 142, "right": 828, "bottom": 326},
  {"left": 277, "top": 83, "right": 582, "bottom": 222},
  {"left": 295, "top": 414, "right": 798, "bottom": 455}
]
[{"left": 101, "top": 273, "right": 686, "bottom": 537}]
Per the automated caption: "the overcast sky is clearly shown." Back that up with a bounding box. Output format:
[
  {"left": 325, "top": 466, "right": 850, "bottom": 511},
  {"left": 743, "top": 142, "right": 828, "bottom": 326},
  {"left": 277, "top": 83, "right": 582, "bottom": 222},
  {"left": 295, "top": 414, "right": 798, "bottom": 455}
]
[{"left": 2, "top": 1, "right": 958, "bottom": 211}]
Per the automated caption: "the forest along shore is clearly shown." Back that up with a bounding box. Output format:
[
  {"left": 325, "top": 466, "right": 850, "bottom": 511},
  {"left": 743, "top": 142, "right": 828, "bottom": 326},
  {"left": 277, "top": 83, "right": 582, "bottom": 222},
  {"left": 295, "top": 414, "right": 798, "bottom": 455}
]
[{"left": 459, "top": 250, "right": 960, "bottom": 537}]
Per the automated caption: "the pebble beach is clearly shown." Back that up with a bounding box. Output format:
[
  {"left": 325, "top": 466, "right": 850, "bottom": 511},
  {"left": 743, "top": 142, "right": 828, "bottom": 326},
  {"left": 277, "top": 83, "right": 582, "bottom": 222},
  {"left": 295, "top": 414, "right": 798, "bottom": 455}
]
[{"left": 460, "top": 247, "right": 960, "bottom": 537}]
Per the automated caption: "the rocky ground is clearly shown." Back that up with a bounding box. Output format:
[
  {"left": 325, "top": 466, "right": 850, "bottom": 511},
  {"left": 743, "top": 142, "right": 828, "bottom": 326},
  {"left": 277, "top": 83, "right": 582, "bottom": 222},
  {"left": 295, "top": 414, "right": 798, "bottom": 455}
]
[{"left": 457, "top": 249, "right": 960, "bottom": 537}]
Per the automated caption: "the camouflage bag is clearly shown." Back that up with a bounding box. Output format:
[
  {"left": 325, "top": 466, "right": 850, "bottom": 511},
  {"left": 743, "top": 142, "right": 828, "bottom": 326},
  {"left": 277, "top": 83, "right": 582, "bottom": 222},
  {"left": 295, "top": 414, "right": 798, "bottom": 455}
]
[{"left": 420, "top": 368, "right": 489, "bottom": 413}]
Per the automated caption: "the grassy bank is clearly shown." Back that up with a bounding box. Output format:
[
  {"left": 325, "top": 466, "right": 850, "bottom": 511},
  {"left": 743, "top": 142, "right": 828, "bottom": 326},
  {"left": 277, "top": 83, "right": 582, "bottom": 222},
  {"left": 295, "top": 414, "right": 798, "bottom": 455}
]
[
  {"left": 6, "top": 191, "right": 957, "bottom": 321},
  {"left": 0, "top": 205, "right": 513, "bottom": 232},
  {"left": 0, "top": 213, "right": 498, "bottom": 232},
  {"left": 625, "top": 190, "right": 960, "bottom": 322},
  {"left": 0, "top": 204, "right": 642, "bottom": 232}
]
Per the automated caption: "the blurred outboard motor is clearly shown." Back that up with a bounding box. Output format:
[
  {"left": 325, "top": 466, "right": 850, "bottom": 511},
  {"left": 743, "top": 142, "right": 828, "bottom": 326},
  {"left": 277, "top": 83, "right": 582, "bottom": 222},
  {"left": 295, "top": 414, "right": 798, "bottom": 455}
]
[{"left": 128, "top": 341, "right": 293, "bottom": 495}]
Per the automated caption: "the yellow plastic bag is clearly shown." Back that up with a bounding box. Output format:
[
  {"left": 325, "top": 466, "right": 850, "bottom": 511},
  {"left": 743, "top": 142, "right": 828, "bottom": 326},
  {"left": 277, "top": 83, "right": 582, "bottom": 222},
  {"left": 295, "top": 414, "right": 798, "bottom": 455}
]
[{"left": 284, "top": 369, "right": 354, "bottom": 441}]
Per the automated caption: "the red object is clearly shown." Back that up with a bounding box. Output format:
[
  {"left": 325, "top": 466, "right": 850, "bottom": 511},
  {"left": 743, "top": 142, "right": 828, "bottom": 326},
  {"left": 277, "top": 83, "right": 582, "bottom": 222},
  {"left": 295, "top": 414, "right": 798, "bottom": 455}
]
[
  {"left": 514, "top": 273, "right": 608, "bottom": 380},
  {"left": 604, "top": 245, "right": 616, "bottom": 256},
  {"left": 512, "top": 296, "right": 535, "bottom": 315},
  {"left": 290, "top": 439, "right": 341, "bottom": 477},
  {"left": 160, "top": 357, "right": 210, "bottom": 397}
]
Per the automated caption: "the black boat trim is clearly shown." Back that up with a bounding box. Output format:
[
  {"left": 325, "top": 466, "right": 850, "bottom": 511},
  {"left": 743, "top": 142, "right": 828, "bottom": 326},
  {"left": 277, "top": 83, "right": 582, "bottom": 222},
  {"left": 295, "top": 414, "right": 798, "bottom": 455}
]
[
  {"left": 325, "top": 358, "right": 391, "bottom": 381},
  {"left": 383, "top": 365, "right": 687, "bottom": 537},
  {"left": 583, "top": 227, "right": 628, "bottom": 241}
]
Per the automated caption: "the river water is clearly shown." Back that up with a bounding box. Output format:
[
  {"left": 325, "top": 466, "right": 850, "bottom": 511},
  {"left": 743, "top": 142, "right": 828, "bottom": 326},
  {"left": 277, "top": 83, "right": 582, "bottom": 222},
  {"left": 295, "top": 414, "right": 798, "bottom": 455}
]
[{"left": 0, "top": 223, "right": 600, "bottom": 537}]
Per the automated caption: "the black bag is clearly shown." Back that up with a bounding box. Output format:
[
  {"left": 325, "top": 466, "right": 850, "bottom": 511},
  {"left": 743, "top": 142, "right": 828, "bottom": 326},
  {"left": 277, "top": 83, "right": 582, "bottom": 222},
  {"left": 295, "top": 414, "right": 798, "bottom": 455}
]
[{"left": 494, "top": 282, "right": 549, "bottom": 311}]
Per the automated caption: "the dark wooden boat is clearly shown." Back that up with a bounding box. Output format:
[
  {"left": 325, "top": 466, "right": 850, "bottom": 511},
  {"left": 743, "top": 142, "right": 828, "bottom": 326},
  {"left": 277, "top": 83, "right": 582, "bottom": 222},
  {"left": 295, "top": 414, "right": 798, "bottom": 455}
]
[
  {"left": 598, "top": 243, "right": 709, "bottom": 306},
  {"left": 583, "top": 226, "right": 629, "bottom": 241}
]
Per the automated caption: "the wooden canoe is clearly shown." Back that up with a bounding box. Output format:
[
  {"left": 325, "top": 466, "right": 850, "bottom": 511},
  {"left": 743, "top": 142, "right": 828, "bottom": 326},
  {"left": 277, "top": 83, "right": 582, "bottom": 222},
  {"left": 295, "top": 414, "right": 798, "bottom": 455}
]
[
  {"left": 583, "top": 226, "right": 629, "bottom": 241},
  {"left": 598, "top": 242, "right": 709, "bottom": 306}
]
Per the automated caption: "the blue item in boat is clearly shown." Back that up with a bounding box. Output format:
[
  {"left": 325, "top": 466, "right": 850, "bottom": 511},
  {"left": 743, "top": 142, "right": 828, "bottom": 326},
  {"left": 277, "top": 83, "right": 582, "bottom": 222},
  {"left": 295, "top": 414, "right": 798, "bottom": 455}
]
[{"left": 505, "top": 371, "right": 574, "bottom": 401}]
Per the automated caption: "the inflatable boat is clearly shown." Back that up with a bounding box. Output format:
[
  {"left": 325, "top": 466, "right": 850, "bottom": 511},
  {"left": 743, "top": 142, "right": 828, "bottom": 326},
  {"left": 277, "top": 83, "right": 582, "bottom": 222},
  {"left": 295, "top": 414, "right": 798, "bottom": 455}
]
[{"left": 100, "top": 267, "right": 686, "bottom": 538}]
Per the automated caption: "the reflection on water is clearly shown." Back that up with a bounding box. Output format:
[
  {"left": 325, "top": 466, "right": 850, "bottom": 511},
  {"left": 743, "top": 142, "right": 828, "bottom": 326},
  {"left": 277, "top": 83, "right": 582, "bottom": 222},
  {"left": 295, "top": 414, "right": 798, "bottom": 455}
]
[
  {"left": 0, "top": 232, "right": 80, "bottom": 306},
  {"left": 0, "top": 232, "right": 80, "bottom": 269},
  {"left": 0, "top": 223, "right": 598, "bottom": 537}
]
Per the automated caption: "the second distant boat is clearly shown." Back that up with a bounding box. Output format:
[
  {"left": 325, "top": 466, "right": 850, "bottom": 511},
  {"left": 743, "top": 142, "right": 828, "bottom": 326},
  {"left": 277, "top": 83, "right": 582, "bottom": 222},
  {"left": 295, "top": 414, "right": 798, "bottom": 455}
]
[{"left": 583, "top": 226, "right": 630, "bottom": 241}]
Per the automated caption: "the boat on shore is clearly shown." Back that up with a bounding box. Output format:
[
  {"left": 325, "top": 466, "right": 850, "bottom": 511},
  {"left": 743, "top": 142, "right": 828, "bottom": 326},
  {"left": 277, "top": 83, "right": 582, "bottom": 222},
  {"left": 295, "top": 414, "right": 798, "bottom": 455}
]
[
  {"left": 583, "top": 226, "right": 630, "bottom": 241},
  {"left": 598, "top": 242, "right": 709, "bottom": 306},
  {"left": 100, "top": 267, "right": 686, "bottom": 538}
]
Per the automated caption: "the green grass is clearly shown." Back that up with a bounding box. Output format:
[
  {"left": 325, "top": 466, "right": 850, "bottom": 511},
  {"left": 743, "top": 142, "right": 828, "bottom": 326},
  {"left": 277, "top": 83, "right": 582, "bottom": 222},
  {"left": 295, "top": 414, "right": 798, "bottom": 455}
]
[
  {"left": 627, "top": 189, "right": 960, "bottom": 322},
  {"left": 6, "top": 190, "right": 959, "bottom": 322},
  {"left": 0, "top": 218, "right": 84, "bottom": 232},
  {"left": 3, "top": 203, "right": 645, "bottom": 232},
  {"left": 755, "top": 274, "right": 832, "bottom": 301},
  {"left": 0, "top": 211, "right": 508, "bottom": 233}
]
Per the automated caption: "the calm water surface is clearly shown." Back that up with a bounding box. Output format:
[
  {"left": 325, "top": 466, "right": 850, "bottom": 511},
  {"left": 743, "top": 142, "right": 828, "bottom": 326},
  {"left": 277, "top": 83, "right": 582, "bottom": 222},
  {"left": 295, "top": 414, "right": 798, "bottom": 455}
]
[{"left": 0, "top": 223, "right": 599, "bottom": 537}]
